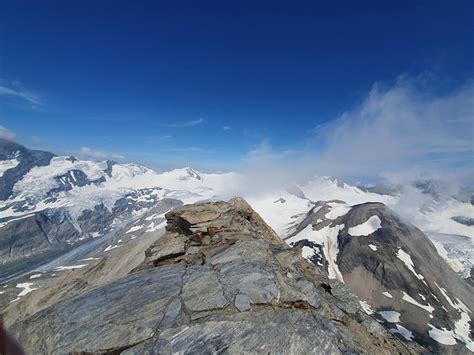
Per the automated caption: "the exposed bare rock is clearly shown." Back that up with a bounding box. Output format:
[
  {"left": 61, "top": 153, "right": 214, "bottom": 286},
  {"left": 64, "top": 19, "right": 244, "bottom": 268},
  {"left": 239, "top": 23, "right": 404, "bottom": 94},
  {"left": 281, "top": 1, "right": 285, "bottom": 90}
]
[{"left": 7, "top": 198, "right": 418, "bottom": 354}]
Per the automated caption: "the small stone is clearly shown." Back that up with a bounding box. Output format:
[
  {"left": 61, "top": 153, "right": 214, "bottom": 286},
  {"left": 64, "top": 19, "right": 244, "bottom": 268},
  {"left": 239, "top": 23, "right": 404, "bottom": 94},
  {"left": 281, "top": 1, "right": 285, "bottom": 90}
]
[
  {"left": 202, "top": 235, "right": 211, "bottom": 245},
  {"left": 235, "top": 294, "right": 251, "bottom": 312},
  {"left": 186, "top": 246, "right": 201, "bottom": 255},
  {"left": 211, "top": 234, "right": 223, "bottom": 243},
  {"left": 207, "top": 226, "right": 222, "bottom": 237}
]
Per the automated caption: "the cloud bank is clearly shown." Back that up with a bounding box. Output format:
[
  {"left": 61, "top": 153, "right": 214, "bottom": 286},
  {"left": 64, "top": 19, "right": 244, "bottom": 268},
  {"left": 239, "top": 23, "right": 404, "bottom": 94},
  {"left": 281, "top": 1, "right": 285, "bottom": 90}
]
[
  {"left": 314, "top": 76, "right": 473, "bottom": 180},
  {"left": 0, "top": 126, "right": 16, "bottom": 141},
  {"left": 238, "top": 76, "right": 473, "bottom": 195}
]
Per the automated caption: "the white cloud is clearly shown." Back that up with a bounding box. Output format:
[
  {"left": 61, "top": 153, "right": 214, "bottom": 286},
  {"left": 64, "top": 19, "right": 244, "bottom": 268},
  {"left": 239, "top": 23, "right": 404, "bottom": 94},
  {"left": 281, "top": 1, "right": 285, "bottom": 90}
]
[
  {"left": 237, "top": 139, "right": 314, "bottom": 194},
  {"left": 78, "top": 146, "right": 124, "bottom": 160},
  {"left": 0, "top": 125, "right": 16, "bottom": 141},
  {"left": 166, "top": 118, "right": 204, "bottom": 128},
  {"left": 222, "top": 126, "right": 231, "bottom": 131},
  {"left": 235, "top": 76, "right": 473, "bottom": 192},
  {"left": 314, "top": 76, "right": 474, "bottom": 178},
  {"left": 246, "top": 139, "right": 295, "bottom": 162},
  {"left": 0, "top": 84, "right": 41, "bottom": 106}
]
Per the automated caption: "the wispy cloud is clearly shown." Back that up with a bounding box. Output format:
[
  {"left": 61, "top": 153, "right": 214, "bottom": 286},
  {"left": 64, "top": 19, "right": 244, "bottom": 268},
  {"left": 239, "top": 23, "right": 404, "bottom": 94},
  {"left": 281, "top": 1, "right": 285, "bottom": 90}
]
[
  {"left": 78, "top": 146, "right": 124, "bottom": 160},
  {"left": 166, "top": 118, "right": 204, "bottom": 128},
  {"left": 144, "top": 134, "right": 173, "bottom": 143},
  {"left": 245, "top": 139, "right": 296, "bottom": 162},
  {"left": 0, "top": 125, "right": 16, "bottom": 141},
  {"left": 166, "top": 146, "right": 214, "bottom": 154},
  {"left": 222, "top": 126, "right": 231, "bottom": 131},
  {"left": 236, "top": 139, "right": 311, "bottom": 194},
  {"left": 314, "top": 76, "right": 474, "bottom": 178},
  {"left": 0, "top": 82, "right": 41, "bottom": 106}
]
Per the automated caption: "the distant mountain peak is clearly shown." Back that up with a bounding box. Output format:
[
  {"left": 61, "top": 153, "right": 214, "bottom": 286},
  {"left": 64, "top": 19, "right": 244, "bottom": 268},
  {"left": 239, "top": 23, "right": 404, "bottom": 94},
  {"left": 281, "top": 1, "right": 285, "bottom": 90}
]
[{"left": 184, "top": 166, "right": 202, "bottom": 180}]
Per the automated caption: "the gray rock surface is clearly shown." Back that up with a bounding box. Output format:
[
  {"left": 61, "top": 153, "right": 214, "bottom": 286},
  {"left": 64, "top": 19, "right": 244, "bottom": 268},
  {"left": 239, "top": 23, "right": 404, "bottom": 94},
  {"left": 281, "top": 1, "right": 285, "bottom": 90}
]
[
  {"left": 0, "top": 209, "right": 81, "bottom": 264},
  {"left": 6, "top": 198, "right": 417, "bottom": 354}
]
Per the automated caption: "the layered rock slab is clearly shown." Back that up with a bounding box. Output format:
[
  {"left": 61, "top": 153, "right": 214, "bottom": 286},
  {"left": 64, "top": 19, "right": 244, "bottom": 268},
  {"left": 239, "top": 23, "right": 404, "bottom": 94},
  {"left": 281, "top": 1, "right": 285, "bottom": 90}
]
[{"left": 8, "top": 198, "right": 418, "bottom": 354}]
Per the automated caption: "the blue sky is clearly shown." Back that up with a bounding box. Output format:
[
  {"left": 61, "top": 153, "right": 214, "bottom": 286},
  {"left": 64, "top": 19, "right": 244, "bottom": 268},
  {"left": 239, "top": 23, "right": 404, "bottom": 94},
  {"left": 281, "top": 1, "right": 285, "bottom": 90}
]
[{"left": 0, "top": 1, "right": 472, "bottom": 175}]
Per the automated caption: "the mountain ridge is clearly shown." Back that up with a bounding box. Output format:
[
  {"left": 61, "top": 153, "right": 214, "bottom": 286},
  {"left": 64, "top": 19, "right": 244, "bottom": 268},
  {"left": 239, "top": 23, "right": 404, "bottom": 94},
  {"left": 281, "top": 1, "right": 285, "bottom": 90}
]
[
  {"left": 4, "top": 198, "right": 420, "bottom": 354},
  {"left": 0, "top": 139, "right": 473, "bottom": 353}
]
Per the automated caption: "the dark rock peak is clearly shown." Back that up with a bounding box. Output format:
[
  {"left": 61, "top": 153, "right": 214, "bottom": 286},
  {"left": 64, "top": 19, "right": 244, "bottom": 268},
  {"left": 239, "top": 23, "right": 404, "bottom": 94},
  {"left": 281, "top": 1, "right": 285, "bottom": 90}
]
[
  {"left": 0, "top": 139, "right": 55, "bottom": 200},
  {"left": 305, "top": 201, "right": 473, "bottom": 352},
  {"left": 452, "top": 215, "right": 474, "bottom": 227},
  {"left": 47, "top": 170, "right": 106, "bottom": 197},
  {"left": 286, "top": 184, "right": 309, "bottom": 200},
  {"left": 103, "top": 160, "right": 117, "bottom": 177},
  {"left": 183, "top": 166, "right": 201, "bottom": 180}
]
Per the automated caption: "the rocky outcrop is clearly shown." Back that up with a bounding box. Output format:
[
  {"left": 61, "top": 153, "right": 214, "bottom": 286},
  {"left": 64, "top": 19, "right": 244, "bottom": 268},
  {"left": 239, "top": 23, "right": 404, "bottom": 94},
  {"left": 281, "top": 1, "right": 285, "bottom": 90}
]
[{"left": 7, "top": 198, "right": 417, "bottom": 354}]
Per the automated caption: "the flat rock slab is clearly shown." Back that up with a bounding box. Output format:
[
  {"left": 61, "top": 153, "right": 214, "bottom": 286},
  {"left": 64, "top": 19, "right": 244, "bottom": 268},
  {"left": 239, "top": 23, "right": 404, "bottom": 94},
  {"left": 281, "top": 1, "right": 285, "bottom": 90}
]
[
  {"left": 146, "top": 233, "right": 187, "bottom": 263},
  {"left": 182, "top": 268, "right": 229, "bottom": 312},
  {"left": 124, "top": 309, "right": 342, "bottom": 354},
  {"left": 11, "top": 265, "right": 185, "bottom": 354},
  {"left": 123, "top": 309, "right": 341, "bottom": 355},
  {"left": 234, "top": 293, "right": 251, "bottom": 311}
]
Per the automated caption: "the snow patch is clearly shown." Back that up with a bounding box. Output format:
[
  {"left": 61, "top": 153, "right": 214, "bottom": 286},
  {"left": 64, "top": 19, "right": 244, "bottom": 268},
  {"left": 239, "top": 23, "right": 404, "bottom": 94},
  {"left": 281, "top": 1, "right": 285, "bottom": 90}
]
[
  {"left": 146, "top": 220, "right": 166, "bottom": 233},
  {"left": 104, "top": 244, "right": 121, "bottom": 252},
  {"left": 396, "top": 249, "right": 425, "bottom": 281},
  {"left": 402, "top": 291, "right": 434, "bottom": 313},
  {"left": 54, "top": 264, "right": 88, "bottom": 271},
  {"left": 16, "top": 282, "right": 38, "bottom": 297},
  {"left": 301, "top": 246, "right": 315, "bottom": 259},
  {"left": 29, "top": 274, "right": 42, "bottom": 279},
  {"left": 378, "top": 311, "right": 401, "bottom": 323},
  {"left": 126, "top": 225, "right": 144, "bottom": 233},
  {"left": 359, "top": 300, "right": 374, "bottom": 315},
  {"left": 433, "top": 282, "right": 473, "bottom": 351},
  {"left": 368, "top": 244, "right": 378, "bottom": 251},
  {"left": 348, "top": 215, "right": 382, "bottom": 236},
  {"left": 325, "top": 202, "right": 351, "bottom": 220},
  {"left": 0, "top": 159, "right": 19, "bottom": 177},
  {"left": 382, "top": 291, "right": 393, "bottom": 299},
  {"left": 429, "top": 325, "right": 457, "bottom": 345},
  {"left": 287, "top": 223, "right": 345, "bottom": 282}
]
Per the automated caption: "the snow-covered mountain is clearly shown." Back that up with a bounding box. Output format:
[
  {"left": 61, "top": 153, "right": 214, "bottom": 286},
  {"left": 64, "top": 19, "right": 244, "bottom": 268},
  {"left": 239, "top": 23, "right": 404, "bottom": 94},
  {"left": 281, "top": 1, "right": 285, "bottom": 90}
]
[
  {"left": 1, "top": 139, "right": 472, "bottom": 275},
  {"left": 1, "top": 139, "right": 473, "bottom": 351},
  {"left": 0, "top": 140, "right": 240, "bottom": 269}
]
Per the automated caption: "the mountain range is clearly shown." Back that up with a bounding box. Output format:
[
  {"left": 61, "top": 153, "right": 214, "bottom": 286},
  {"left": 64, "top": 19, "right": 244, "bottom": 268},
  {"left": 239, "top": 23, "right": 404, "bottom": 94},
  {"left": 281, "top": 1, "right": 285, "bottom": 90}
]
[{"left": 0, "top": 138, "right": 472, "bottom": 353}]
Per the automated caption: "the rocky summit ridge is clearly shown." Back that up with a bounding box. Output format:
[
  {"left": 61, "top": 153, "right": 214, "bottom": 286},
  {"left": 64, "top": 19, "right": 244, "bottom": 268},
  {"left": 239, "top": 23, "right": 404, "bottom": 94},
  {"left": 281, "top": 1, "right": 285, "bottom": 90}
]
[{"left": 7, "top": 198, "right": 418, "bottom": 354}]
